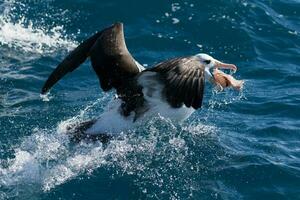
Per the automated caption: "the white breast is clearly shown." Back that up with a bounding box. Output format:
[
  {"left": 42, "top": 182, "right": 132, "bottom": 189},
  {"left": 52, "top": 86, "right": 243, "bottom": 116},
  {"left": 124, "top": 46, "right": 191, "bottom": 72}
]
[{"left": 85, "top": 99, "right": 135, "bottom": 135}]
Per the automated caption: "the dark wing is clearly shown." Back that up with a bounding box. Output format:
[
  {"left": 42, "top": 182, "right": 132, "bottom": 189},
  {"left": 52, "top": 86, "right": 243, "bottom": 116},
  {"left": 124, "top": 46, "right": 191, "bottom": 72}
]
[
  {"left": 148, "top": 56, "right": 205, "bottom": 109},
  {"left": 41, "top": 23, "right": 140, "bottom": 94}
]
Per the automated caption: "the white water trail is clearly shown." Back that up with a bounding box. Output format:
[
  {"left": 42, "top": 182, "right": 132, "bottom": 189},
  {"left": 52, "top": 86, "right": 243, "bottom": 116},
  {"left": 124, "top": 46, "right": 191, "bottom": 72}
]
[{"left": 0, "top": 94, "right": 219, "bottom": 200}]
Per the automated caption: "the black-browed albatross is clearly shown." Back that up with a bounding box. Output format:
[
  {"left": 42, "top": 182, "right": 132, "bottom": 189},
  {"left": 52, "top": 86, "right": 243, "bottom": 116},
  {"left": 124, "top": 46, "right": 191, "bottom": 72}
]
[{"left": 41, "top": 23, "right": 238, "bottom": 141}]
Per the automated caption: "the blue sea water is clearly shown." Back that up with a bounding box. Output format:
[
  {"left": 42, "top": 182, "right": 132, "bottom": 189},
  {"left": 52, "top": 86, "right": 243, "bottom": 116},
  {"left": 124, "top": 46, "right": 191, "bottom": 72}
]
[{"left": 0, "top": 0, "right": 299, "bottom": 199}]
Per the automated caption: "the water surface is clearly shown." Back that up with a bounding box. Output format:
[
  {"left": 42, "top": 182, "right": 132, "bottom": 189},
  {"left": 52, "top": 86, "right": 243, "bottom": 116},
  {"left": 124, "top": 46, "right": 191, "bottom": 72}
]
[{"left": 0, "top": 0, "right": 299, "bottom": 199}]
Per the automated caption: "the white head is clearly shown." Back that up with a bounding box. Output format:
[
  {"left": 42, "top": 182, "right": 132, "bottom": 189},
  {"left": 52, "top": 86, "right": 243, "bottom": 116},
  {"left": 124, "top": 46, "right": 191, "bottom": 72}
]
[{"left": 196, "top": 53, "right": 237, "bottom": 72}]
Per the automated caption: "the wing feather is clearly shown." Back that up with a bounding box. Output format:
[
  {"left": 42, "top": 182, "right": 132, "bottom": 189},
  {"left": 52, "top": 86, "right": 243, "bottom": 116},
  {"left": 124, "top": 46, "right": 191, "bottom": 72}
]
[
  {"left": 41, "top": 31, "right": 103, "bottom": 94},
  {"left": 41, "top": 23, "right": 140, "bottom": 94},
  {"left": 148, "top": 56, "right": 205, "bottom": 109}
]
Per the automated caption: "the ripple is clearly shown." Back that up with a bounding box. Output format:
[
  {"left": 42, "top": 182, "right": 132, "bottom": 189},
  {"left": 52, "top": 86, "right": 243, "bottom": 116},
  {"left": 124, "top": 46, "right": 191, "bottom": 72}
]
[{"left": 0, "top": 0, "right": 300, "bottom": 199}]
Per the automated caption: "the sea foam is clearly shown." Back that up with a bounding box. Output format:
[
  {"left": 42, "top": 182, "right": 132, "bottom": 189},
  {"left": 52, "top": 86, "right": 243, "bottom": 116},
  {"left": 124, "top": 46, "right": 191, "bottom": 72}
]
[{"left": 0, "top": 0, "right": 77, "bottom": 54}]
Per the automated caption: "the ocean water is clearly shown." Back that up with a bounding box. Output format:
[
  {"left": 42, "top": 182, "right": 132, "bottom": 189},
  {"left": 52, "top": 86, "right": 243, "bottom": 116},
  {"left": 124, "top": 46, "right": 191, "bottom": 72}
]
[{"left": 0, "top": 0, "right": 299, "bottom": 199}]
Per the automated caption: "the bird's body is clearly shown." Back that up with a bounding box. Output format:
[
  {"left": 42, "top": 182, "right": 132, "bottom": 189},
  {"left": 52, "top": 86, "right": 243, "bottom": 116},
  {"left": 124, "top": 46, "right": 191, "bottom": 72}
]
[
  {"left": 85, "top": 91, "right": 194, "bottom": 136},
  {"left": 86, "top": 61, "right": 199, "bottom": 136},
  {"left": 41, "top": 23, "right": 240, "bottom": 140}
]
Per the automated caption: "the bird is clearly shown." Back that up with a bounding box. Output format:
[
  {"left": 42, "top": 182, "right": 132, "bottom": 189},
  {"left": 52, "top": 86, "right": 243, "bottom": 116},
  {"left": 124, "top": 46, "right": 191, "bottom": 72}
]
[{"left": 41, "top": 22, "right": 238, "bottom": 141}]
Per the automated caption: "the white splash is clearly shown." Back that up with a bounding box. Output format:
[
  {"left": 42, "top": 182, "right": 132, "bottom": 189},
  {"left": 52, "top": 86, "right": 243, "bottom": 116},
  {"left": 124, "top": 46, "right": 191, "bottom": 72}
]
[
  {"left": 0, "top": 17, "right": 77, "bottom": 54},
  {"left": 171, "top": 3, "right": 181, "bottom": 12},
  {"left": 172, "top": 17, "right": 180, "bottom": 24},
  {"left": 0, "top": 1, "right": 77, "bottom": 54},
  {"left": 0, "top": 100, "right": 218, "bottom": 199},
  {"left": 0, "top": 150, "right": 41, "bottom": 186},
  {"left": 58, "top": 97, "right": 106, "bottom": 134},
  {"left": 40, "top": 93, "right": 53, "bottom": 102}
]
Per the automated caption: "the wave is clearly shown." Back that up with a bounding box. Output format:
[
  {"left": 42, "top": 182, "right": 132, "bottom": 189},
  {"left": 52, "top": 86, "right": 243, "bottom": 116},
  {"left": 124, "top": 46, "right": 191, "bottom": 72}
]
[
  {"left": 0, "top": 98, "right": 220, "bottom": 199},
  {"left": 0, "top": 0, "right": 77, "bottom": 55}
]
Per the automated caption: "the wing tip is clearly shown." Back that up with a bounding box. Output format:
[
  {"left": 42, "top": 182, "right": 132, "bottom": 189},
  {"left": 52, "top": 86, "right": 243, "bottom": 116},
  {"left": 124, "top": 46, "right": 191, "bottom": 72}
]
[
  {"left": 41, "top": 82, "right": 51, "bottom": 94},
  {"left": 41, "top": 87, "right": 48, "bottom": 95}
]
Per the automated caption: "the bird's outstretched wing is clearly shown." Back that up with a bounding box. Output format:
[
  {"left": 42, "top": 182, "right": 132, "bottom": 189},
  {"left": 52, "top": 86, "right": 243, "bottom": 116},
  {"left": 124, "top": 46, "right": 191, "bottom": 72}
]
[
  {"left": 148, "top": 57, "right": 205, "bottom": 109},
  {"left": 41, "top": 23, "right": 141, "bottom": 94}
]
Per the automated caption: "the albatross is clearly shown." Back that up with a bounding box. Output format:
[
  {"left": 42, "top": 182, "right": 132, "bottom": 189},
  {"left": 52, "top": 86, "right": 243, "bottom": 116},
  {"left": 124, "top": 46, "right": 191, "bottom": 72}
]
[{"left": 41, "top": 22, "right": 240, "bottom": 141}]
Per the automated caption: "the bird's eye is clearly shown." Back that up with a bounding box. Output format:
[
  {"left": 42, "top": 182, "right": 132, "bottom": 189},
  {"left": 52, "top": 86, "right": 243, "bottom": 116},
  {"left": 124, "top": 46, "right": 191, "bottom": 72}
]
[{"left": 204, "top": 60, "right": 211, "bottom": 64}]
